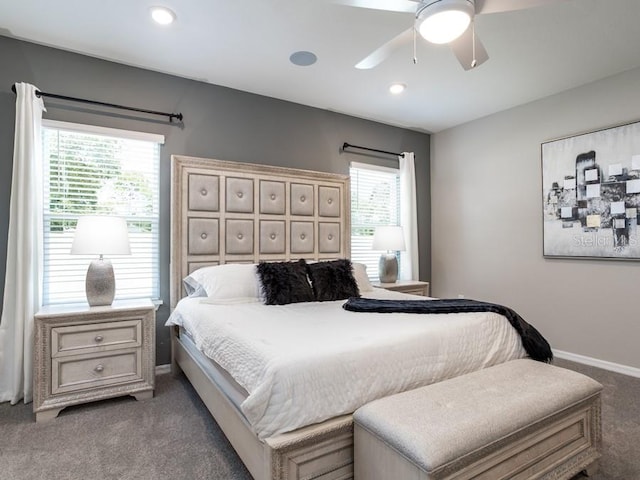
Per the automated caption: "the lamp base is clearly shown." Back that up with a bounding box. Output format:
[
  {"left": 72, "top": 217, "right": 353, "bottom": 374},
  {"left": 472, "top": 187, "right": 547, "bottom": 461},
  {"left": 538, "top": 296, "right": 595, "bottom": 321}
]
[
  {"left": 86, "top": 258, "right": 115, "bottom": 306},
  {"left": 378, "top": 253, "right": 398, "bottom": 283}
]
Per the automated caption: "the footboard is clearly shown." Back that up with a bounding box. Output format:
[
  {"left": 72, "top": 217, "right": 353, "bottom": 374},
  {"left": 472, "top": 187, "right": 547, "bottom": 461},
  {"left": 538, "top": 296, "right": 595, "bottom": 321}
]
[{"left": 266, "top": 416, "right": 353, "bottom": 480}]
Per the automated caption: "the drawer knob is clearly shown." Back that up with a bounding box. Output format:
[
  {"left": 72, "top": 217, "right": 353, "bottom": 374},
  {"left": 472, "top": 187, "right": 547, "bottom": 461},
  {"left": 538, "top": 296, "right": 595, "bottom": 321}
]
[
  {"left": 94, "top": 364, "right": 104, "bottom": 373},
  {"left": 94, "top": 335, "right": 104, "bottom": 343}
]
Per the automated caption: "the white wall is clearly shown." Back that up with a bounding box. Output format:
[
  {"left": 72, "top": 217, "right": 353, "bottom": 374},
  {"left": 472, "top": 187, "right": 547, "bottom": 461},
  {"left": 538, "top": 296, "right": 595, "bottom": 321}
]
[{"left": 431, "top": 67, "right": 640, "bottom": 370}]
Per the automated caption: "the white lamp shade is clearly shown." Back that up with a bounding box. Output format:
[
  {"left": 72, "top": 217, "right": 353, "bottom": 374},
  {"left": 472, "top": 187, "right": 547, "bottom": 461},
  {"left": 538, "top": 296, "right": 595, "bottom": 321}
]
[
  {"left": 71, "top": 216, "right": 131, "bottom": 256},
  {"left": 417, "top": 0, "right": 474, "bottom": 44},
  {"left": 372, "top": 226, "right": 406, "bottom": 251}
]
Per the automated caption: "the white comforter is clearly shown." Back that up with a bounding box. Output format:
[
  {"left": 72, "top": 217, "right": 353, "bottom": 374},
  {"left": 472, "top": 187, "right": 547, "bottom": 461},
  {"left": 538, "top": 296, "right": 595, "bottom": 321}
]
[{"left": 166, "top": 289, "right": 526, "bottom": 439}]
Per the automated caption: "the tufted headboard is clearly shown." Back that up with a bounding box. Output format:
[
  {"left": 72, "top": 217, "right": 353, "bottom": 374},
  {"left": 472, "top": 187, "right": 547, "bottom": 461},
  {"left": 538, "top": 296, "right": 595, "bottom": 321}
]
[{"left": 170, "top": 155, "right": 351, "bottom": 308}]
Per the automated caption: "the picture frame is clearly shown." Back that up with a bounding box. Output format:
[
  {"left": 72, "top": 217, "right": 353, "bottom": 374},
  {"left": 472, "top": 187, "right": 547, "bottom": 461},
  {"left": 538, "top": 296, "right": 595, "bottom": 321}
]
[{"left": 542, "top": 120, "right": 640, "bottom": 260}]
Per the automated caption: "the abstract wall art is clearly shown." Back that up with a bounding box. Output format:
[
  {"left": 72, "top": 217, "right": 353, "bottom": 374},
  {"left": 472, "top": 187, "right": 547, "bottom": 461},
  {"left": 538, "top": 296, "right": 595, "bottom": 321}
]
[{"left": 542, "top": 120, "right": 640, "bottom": 259}]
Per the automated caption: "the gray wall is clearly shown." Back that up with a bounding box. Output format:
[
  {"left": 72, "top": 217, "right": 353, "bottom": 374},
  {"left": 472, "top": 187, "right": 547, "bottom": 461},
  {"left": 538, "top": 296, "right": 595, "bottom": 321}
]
[
  {"left": 431, "top": 66, "right": 640, "bottom": 370},
  {"left": 0, "top": 36, "right": 431, "bottom": 365}
]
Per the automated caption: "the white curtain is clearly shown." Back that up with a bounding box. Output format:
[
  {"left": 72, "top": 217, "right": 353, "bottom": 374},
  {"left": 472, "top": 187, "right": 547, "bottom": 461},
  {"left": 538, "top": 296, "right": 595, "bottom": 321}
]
[
  {"left": 399, "top": 152, "right": 419, "bottom": 280},
  {"left": 0, "top": 83, "right": 45, "bottom": 404}
]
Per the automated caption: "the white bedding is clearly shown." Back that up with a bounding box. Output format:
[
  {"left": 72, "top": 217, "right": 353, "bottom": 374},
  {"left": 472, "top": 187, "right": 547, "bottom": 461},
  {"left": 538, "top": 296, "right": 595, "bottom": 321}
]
[{"left": 166, "top": 289, "right": 526, "bottom": 439}]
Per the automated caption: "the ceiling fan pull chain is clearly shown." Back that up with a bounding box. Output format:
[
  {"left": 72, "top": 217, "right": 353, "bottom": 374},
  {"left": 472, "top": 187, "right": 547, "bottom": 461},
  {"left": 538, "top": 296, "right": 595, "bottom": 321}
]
[
  {"left": 471, "top": 20, "right": 477, "bottom": 68},
  {"left": 413, "top": 3, "right": 429, "bottom": 65},
  {"left": 413, "top": 25, "right": 418, "bottom": 64}
]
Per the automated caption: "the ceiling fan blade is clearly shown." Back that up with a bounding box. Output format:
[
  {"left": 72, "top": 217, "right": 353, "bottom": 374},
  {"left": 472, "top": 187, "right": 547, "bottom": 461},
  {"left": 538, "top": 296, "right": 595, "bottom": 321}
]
[
  {"left": 449, "top": 27, "right": 489, "bottom": 71},
  {"left": 475, "top": 0, "right": 567, "bottom": 15},
  {"left": 355, "top": 28, "right": 413, "bottom": 69},
  {"left": 331, "top": 0, "right": 417, "bottom": 13}
]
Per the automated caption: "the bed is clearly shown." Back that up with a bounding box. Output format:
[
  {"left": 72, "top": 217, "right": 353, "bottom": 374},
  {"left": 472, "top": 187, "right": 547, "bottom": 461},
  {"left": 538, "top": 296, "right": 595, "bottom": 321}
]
[{"left": 168, "top": 155, "right": 527, "bottom": 480}]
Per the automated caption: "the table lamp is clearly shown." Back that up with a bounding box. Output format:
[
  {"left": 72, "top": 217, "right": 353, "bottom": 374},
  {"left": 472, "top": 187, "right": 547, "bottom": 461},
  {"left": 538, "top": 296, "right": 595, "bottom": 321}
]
[
  {"left": 372, "top": 225, "right": 406, "bottom": 283},
  {"left": 71, "top": 216, "right": 131, "bottom": 306}
]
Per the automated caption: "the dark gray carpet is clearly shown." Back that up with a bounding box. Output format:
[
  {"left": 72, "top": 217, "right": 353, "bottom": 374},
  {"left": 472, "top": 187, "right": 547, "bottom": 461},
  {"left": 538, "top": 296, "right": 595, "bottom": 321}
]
[
  {"left": 0, "top": 373, "right": 252, "bottom": 480},
  {"left": 0, "top": 358, "right": 637, "bottom": 479},
  {"left": 554, "top": 358, "right": 640, "bottom": 480}
]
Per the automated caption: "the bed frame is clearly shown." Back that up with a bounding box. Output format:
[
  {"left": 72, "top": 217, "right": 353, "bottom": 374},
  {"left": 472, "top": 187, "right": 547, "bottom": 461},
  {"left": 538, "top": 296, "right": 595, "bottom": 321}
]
[{"left": 170, "top": 155, "right": 355, "bottom": 479}]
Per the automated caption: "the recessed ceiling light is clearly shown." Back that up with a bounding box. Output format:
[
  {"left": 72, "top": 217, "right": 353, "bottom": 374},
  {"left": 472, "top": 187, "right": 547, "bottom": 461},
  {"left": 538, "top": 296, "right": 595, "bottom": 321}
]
[
  {"left": 389, "top": 83, "right": 406, "bottom": 95},
  {"left": 150, "top": 6, "right": 176, "bottom": 25},
  {"left": 289, "top": 51, "right": 318, "bottom": 67}
]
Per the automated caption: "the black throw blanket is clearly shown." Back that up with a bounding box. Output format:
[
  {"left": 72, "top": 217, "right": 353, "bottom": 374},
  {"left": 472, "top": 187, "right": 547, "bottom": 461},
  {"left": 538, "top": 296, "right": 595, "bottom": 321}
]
[{"left": 343, "top": 297, "right": 553, "bottom": 363}]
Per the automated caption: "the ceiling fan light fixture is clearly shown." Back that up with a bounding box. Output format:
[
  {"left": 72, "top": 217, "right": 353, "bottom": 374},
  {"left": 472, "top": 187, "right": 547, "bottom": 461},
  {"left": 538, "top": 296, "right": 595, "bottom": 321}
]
[{"left": 417, "top": 0, "right": 474, "bottom": 45}]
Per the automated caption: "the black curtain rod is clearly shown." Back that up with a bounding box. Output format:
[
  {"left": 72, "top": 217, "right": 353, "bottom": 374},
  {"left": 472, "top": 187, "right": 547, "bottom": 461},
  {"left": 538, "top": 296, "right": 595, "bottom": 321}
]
[
  {"left": 10, "top": 84, "right": 183, "bottom": 123},
  {"left": 342, "top": 142, "right": 404, "bottom": 158}
]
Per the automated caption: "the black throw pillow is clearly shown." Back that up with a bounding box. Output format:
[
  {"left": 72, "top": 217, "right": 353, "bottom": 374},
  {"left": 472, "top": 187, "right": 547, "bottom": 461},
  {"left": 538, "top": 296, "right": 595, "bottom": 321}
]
[
  {"left": 307, "top": 259, "right": 360, "bottom": 302},
  {"left": 256, "top": 259, "right": 315, "bottom": 305}
]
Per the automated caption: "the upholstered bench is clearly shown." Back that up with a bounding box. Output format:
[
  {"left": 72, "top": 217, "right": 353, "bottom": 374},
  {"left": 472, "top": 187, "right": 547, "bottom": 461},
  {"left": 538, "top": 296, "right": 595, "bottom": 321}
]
[{"left": 354, "top": 359, "right": 602, "bottom": 480}]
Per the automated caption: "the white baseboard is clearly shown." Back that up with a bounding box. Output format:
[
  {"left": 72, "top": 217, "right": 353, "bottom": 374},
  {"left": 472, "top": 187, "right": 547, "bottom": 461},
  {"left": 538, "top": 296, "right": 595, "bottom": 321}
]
[
  {"left": 553, "top": 349, "right": 640, "bottom": 378},
  {"left": 155, "top": 364, "right": 171, "bottom": 375}
]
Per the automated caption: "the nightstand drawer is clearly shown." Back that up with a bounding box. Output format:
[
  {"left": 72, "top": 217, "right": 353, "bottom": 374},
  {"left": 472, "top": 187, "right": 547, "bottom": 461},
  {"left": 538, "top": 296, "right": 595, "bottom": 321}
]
[
  {"left": 401, "top": 287, "right": 428, "bottom": 296},
  {"left": 52, "top": 348, "right": 143, "bottom": 394},
  {"left": 373, "top": 280, "right": 430, "bottom": 297},
  {"left": 52, "top": 319, "right": 142, "bottom": 357}
]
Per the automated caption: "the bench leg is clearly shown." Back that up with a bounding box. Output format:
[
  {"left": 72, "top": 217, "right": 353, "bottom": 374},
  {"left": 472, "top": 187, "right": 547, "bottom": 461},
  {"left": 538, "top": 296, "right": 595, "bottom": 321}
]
[{"left": 581, "top": 460, "right": 600, "bottom": 477}]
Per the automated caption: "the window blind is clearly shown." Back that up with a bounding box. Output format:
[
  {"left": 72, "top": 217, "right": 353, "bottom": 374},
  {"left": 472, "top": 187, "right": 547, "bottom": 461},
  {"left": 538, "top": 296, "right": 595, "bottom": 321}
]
[
  {"left": 42, "top": 120, "right": 162, "bottom": 305},
  {"left": 350, "top": 162, "right": 401, "bottom": 281}
]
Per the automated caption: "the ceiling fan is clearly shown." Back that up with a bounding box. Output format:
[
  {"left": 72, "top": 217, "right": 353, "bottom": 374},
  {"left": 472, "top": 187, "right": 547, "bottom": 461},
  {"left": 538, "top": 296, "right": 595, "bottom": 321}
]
[{"left": 337, "top": 0, "right": 565, "bottom": 70}]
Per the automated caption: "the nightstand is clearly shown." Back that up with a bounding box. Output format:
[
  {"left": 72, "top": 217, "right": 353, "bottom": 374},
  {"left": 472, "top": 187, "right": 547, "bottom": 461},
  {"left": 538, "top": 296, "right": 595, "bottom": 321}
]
[
  {"left": 33, "top": 299, "right": 155, "bottom": 422},
  {"left": 373, "top": 280, "right": 430, "bottom": 297}
]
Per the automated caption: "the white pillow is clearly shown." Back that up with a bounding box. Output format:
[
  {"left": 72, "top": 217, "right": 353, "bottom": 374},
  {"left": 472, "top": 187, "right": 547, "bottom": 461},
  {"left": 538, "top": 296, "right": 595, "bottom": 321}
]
[
  {"left": 352, "top": 262, "right": 374, "bottom": 292},
  {"left": 183, "top": 263, "right": 260, "bottom": 300}
]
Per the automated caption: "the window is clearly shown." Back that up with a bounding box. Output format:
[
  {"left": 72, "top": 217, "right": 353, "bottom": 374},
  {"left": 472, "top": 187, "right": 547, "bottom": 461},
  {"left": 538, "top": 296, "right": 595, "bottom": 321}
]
[
  {"left": 350, "top": 162, "right": 401, "bottom": 281},
  {"left": 42, "top": 121, "right": 163, "bottom": 305}
]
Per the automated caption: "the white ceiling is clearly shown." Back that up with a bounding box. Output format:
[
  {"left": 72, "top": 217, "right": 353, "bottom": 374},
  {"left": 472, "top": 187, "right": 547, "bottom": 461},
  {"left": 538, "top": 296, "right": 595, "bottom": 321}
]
[{"left": 2, "top": 0, "right": 640, "bottom": 133}]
